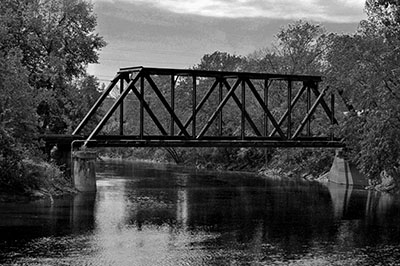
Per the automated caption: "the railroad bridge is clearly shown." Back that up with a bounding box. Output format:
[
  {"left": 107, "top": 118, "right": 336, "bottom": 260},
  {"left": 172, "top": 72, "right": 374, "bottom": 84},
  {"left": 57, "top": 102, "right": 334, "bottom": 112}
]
[{"left": 43, "top": 67, "right": 354, "bottom": 191}]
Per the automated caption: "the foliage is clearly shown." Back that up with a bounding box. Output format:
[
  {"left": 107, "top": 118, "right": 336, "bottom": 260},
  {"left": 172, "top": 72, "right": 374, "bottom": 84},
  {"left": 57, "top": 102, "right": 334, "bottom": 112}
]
[
  {"left": 0, "top": 48, "right": 36, "bottom": 187},
  {"left": 1, "top": 0, "right": 105, "bottom": 134},
  {"left": 3, "top": 0, "right": 400, "bottom": 189},
  {"left": 1, "top": 0, "right": 105, "bottom": 80},
  {"left": 0, "top": 127, "right": 25, "bottom": 190},
  {"left": 268, "top": 148, "right": 335, "bottom": 178},
  {"left": 244, "top": 21, "right": 335, "bottom": 176},
  {"left": 0, "top": 0, "right": 104, "bottom": 193},
  {"left": 0, "top": 49, "right": 37, "bottom": 143},
  {"left": 323, "top": 1, "right": 400, "bottom": 180},
  {"left": 342, "top": 110, "right": 400, "bottom": 180},
  {"left": 97, "top": 17, "right": 400, "bottom": 182},
  {"left": 195, "top": 51, "right": 244, "bottom": 71},
  {"left": 365, "top": 0, "right": 400, "bottom": 38},
  {"left": 0, "top": 0, "right": 104, "bottom": 135},
  {"left": 247, "top": 20, "right": 327, "bottom": 75},
  {"left": 22, "top": 159, "right": 73, "bottom": 194}
]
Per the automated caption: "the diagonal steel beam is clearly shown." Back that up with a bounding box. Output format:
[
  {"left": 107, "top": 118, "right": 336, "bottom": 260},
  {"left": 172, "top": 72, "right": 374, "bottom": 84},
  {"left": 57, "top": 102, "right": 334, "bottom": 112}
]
[
  {"left": 292, "top": 87, "right": 328, "bottom": 138},
  {"left": 83, "top": 74, "right": 141, "bottom": 146},
  {"left": 245, "top": 79, "right": 286, "bottom": 139},
  {"left": 310, "top": 84, "right": 338, "bottom": 124},
  {"left": 73, "top": 73, "right": 122, "bottom": 135},
  {"left": 129, "top": 84, "right": 168, "bottom": 136},
  {"left": 178, "top": 79, "right": 219, "bottom": 136},
  {"left": 145, "top": 74, "right": 191, "bottom": 138},
  {"left": 197, "top": 79, "right": 242, "bottom": 138},
  {"left": 122, "top": 76, "right": 169, "bottom": 137},
  {"left": 221, "top": 79, "right": 262, "bottom": 137},
  {"left": 269, "top": 84, "right": 306, "bottom": 137},
  {"left": 263, "top": 79, "right": 271, "bottom": 136}
]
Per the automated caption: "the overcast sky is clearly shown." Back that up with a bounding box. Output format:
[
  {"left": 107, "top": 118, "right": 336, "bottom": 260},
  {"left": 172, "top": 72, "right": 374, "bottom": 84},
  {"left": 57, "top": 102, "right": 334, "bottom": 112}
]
[{"left": 87, "top": 0, "right": 366, "bottom": 82}]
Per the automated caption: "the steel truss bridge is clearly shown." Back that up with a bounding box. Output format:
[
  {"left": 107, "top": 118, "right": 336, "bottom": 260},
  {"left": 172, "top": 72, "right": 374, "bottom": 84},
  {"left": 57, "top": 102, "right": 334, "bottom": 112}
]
[{"left": 45, "top": 67, "right": 344, "bottom": 149}]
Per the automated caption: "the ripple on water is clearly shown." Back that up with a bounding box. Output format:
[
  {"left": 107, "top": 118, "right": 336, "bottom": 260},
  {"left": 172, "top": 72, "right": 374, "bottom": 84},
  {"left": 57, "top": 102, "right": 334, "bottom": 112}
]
[{"left": 3, "top": 160, "right": 400, "bottom": 265}]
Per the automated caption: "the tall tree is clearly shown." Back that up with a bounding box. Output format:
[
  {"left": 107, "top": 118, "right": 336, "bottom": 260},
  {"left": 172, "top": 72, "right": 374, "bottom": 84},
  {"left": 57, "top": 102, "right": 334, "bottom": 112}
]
[
  {"left": 247, "top": 20, "right": 327, "bottom": 75},
  {"left": 0, "top": 0, "right": 105, "bottom": 133},
  {"left": 246, "top": 21, "right": 335, "bottom": 176},
  {"left": 0, "top": 0, "right": 105, "bottom": 186},
  {"left": 323, "top": 0, "right": 400, "bottom": 182}
]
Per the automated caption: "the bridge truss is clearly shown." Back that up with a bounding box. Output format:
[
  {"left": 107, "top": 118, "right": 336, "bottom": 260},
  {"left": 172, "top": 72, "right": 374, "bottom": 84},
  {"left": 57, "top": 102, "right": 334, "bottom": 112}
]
[{"left": 71, "top": 67, "right": 343, "bottom": 148}]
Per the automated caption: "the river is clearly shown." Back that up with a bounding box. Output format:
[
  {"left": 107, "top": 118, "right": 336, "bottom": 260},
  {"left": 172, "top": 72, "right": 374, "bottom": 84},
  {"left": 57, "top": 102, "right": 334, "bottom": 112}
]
[{"left": 1, "top": 159, "right": 400, "bottom": 265}]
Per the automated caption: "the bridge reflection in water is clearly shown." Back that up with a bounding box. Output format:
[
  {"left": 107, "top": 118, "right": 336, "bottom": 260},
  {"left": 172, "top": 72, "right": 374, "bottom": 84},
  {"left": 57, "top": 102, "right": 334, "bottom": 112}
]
[{"left": 1, "top": 160, "right": 400, "bottom": 265}]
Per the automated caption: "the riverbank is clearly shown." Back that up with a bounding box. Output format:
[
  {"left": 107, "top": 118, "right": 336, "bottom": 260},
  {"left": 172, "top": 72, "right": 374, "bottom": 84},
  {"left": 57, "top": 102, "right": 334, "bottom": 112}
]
[{"left": 0, "top": 159, "right": 77, "bottom": 203}]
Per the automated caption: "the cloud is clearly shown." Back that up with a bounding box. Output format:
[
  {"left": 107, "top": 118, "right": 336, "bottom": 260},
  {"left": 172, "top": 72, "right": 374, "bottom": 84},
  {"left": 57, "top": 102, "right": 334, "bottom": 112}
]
[{"left": 92, "top": 0, "right": 366, "bottom": 22}]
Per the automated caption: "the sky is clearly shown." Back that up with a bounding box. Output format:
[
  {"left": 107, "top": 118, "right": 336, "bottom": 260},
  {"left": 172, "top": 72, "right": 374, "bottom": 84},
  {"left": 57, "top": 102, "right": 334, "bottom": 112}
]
[{"left": 87, "top": 0, "right": 366, "bottom": 83}]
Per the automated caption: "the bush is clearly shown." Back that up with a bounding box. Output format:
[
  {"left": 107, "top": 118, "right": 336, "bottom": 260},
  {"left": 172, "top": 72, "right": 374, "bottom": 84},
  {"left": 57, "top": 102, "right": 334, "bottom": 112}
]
[
  {"left": 342, "top": 110, "right": 400, "bottom": 181},
  {"left": 268, "top": 148, "right": 335, "bottom": 178},
  {"left": 22, "top": 159, "right": 72, "bottom": 194},
  {"left": 0, "top": 127, "right": 25, "bottom": 191},
  {"left": 0, "top": 126, "right": 72, "bottom": 194}
]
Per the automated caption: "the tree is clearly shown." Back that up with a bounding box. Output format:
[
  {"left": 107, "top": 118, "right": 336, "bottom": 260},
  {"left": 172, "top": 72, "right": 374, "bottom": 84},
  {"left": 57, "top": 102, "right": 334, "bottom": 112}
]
[
  {"left": 247, "top": 20, "right": 327, "bottom": 75},
  {"left": 0, "top": 50, "right": 37, "bottom": 143},
  {"left": 0, "top": 0, "right": 105, "bottom": 190},
  {"left": 196, "top": 51, "right": 244, "bottom": 72},
  {"left": 364, "top": 0, "right": 400, "bottom": 38},
  {"left": 0, "top": 0, "right": 106, "bottom": 134},
  {"left": 322, "top": 1, "right": 400, "bottom": 184},
  {"left": 245, "top": 21, "right": 335, "bottom": 177},
  {"left": 0, "top": 49, "right": 37, "bottom": 187}
]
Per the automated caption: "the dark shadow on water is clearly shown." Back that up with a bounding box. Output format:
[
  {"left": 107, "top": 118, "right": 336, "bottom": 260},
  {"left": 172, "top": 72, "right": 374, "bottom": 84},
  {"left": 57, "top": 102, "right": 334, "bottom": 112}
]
[
  {"left": 0, "top": 192, "right": 96, "bottom": 263},
  {"left": 2, "top": 159, "right": 400, "bottom": 265}
]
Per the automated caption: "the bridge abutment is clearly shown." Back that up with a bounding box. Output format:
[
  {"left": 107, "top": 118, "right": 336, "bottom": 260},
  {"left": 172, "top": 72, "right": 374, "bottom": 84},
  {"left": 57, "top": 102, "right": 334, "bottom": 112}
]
[
  {"left": 72, "top": 150, "right": 97, "bottom": 192},
  {"left": 328, "top": 149, "right": 368, "bottom": 187}
]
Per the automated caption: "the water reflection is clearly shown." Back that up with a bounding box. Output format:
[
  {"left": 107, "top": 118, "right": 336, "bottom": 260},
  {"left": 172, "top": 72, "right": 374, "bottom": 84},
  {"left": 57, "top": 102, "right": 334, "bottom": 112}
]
[
  {"left": 91, "top": 160, "right": 400, "bottom": 265},
  {"left": 0, "top": 192, "right": 96, "bottom": 264},
  {"left": 1, "top": 159, "right": 400, "bottom": 265},
  {"left": 326, "top": 182, "right": 400, "bottom": 221}
]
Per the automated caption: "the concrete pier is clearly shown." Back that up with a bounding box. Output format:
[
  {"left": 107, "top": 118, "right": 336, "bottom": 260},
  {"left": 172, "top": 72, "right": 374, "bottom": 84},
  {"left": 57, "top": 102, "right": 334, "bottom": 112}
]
[
  {"left": 72, "top": 151, "right": 97, "bottom": 192},
  {"left": 328, "top": 150, "right": 368, "bottom": 187}
]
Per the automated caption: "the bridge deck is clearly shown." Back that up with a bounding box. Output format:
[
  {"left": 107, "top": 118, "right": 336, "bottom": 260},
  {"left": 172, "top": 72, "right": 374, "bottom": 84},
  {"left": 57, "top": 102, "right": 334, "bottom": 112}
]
[{"left": 43, "top": 135, "right": 344, "bottom": 148}]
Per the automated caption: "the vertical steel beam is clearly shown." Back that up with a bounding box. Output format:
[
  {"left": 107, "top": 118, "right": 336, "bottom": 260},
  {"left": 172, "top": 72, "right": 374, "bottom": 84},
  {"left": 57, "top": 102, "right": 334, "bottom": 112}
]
[
  {"left": 268, "top": 85, "right": 305, "bottom": 138},
  {"left": 119, "top": 78, "right": 124, "bottom": 135},
  {"left": 198, "top": 78, "right": 242, "bottom": 138},
  {"left": 83, "top": 75, "right": 141, "bottom": 145},
  {"left": 245, "top": 79, "right": 286, "bottom": 139},
  {"left": 145, "top": 75, "right": 190, "bottom": 137},
  {"left": 140, "top": 75, "right": 144, "bottom": 139},
  {"left": 221, "top": 79, "right": 262, "bottom": 137},
  {"left": 171, "top": 75, "right": 175, "bottom": 136},
  {"left": 192, "top": 75, "right": 197, "bottom": 138},
  {"left": 177, "top": 79, "right": 219, "bottom": 136},
  {"left": 330, "top": 90, "right": 335, "bottom": 140},
  {"left": 241, "top": 79, "right": 246, "bottom": 140},
  {"left": 264, "top": 79, "right": 269, "bottom": 137},
  {"left": 218, "top": 78, "right": 223, "bottom": 136},
  {"left": 310, "top": 84, "right": 338, "bottom": 125},
  {"left": 130, "top": 84, "right": 168, "bottom": 136},
  {"left": 287, "top": 80, "right": 292, "bottom": 139},
  {"left": 292, "top": 87, "right": 328, "bottom": 138},
  {"left": 306, "top": 83, "right": 311, "bottom": 137}
]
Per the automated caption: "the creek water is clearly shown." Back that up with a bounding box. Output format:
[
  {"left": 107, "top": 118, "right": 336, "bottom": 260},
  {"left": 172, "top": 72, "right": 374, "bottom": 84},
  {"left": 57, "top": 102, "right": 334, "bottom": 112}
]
[{"left": 1, "top": 159, "right": 400, "bottom": 265}]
